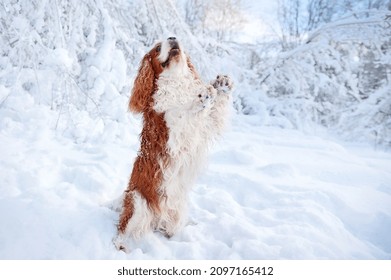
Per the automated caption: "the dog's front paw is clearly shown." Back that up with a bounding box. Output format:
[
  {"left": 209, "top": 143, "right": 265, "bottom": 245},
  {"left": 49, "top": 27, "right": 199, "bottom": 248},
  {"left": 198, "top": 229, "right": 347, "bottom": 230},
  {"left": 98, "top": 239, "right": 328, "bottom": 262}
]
[
  {"left": 195, "top": 87, "right": 214, "bottom": 110},
  {"left": 212, "top": 75, "right": 233, "bottom": 93}
]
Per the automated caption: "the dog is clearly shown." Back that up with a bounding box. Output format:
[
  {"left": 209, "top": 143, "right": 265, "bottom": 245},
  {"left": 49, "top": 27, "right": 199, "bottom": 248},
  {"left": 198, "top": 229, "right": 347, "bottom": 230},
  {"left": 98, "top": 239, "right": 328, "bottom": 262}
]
[{"left": 114, "top": 37, "right": 233, "bottom": 252}]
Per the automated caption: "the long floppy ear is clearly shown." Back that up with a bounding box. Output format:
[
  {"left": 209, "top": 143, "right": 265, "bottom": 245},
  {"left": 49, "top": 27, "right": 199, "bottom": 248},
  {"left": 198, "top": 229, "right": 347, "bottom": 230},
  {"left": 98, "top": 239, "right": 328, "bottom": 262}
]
[{"left": 129, "top": 54, "right": 155, "bottom": 113}]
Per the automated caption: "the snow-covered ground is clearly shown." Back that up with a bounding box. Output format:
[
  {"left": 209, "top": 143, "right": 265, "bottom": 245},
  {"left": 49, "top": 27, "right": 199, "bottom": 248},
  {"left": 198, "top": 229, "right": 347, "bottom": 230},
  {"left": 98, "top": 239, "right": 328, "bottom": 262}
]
[{"left": 1, "top": 109, "right": 390, "bottom": 259}]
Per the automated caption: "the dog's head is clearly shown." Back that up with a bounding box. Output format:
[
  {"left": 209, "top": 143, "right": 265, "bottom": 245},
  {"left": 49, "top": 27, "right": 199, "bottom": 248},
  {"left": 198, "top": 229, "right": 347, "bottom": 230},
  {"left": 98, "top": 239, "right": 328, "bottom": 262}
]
[{"left": 129, "top": 37, "right": 197, "bottom": 113}]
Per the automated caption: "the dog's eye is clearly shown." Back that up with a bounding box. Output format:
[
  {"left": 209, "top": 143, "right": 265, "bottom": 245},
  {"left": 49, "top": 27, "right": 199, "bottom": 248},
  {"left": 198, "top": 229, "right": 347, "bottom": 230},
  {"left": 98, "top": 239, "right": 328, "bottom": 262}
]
[{"left": 156, "top": 45, "right": 161, "bottom": 52}]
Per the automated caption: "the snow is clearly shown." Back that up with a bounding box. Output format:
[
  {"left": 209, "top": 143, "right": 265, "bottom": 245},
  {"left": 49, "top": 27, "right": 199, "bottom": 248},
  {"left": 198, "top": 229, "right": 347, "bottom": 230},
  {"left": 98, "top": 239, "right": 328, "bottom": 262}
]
[
  {"left": 0, "top": 0, "right": 391, "bottom": 260},
  {"left": 1, "top": 109, "right": 390, "bottom": 259}
]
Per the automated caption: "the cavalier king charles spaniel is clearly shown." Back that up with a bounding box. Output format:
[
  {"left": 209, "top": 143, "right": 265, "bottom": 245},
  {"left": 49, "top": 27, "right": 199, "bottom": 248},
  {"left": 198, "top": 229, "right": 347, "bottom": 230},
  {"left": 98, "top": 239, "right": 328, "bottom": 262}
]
[{"left": 114, "top": 37, "right": 233, "bottom": 252}]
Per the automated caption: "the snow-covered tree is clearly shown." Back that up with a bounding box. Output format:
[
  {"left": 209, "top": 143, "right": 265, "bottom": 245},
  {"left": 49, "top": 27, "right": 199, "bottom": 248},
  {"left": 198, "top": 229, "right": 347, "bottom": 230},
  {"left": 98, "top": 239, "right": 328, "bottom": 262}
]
[
  {"left": 183, "top": 0, "right": 246, "bottom": 42},
  {"left": 250, "top": 11, "right": 391, "bottom": 146}
]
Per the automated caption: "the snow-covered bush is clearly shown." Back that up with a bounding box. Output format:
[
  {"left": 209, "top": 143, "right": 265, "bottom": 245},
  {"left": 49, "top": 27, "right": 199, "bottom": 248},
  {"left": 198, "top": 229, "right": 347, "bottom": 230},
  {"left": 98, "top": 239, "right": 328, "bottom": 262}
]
[
  {"left": 248, "top": 11, "right": 391, "bottom": 146},
  {"left": 0, "top": 0, "right": 131, "bottom": 142},
  {"left": 0, "top": 0, "right": 245, "bottom": 141},
  {"left": 0, "top": 0, "right": 206, "bottom": 143}
]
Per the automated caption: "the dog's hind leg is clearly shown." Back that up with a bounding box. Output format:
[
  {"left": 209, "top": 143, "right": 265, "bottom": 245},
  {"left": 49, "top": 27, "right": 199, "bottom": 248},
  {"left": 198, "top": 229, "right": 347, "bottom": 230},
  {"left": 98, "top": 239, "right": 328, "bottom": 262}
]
[{"left": 114, "top": 191, "right": 155, "bottom": 252}]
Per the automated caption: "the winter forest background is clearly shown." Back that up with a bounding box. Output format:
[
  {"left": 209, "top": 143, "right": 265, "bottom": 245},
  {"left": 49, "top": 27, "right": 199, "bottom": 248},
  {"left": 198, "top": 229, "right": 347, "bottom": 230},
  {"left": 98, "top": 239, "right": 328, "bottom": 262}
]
[
  {"left": 0, "top": 0, "right": 391, "bottom": 259},
  {"left": 1, "top": 0, "right": 390, "bottom": 146}
]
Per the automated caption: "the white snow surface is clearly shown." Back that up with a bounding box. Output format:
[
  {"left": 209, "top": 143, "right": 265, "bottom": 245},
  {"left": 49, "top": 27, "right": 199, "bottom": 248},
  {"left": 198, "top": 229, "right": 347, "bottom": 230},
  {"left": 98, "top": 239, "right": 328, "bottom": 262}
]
[
  {"left": 0, "top": 0, "right": 391, "bottom": 260},
  {"left": 1, "top": 110, "right": 390, "bottom": 259}
]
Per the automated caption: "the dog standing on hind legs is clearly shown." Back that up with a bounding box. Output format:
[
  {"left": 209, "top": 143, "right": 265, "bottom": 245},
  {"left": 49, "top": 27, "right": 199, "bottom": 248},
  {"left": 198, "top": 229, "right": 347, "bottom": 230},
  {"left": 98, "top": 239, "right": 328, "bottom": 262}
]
[{"left": 114, "top": 37, "right": 233, "bottom": 252}]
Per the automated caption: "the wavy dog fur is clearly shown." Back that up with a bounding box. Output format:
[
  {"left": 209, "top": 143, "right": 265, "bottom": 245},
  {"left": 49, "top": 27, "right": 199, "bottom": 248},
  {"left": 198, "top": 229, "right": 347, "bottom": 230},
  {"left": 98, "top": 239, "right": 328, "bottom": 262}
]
[{"left": 115, "top": 38, "right": 233, "bottom": 252}]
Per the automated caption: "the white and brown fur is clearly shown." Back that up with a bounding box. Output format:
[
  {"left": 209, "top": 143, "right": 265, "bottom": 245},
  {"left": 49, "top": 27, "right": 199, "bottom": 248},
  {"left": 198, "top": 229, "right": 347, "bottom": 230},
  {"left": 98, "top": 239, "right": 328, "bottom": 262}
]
[{"left": 113, "top": 37, "right": 233, "bottom": 252}]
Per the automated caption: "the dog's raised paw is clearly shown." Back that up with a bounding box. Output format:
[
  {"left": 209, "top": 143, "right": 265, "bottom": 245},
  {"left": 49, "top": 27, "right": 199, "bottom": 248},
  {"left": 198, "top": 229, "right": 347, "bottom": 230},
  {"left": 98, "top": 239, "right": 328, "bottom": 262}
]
[
  {"left": 194, "top": 87, "right": 215, "bottom": 111},
  {"left": 212, "top": 75, "right": 233, "bottom": 93}
]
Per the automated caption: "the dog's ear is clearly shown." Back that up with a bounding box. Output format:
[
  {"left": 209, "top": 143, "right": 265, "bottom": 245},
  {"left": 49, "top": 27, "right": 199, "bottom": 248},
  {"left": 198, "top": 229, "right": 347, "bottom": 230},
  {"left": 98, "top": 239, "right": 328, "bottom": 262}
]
[
  {"left": 129, "top": 54, "right": 155, "bottom": 113},
  {"left": 186, "top": 55, "right": 200, "bottom": 80}
]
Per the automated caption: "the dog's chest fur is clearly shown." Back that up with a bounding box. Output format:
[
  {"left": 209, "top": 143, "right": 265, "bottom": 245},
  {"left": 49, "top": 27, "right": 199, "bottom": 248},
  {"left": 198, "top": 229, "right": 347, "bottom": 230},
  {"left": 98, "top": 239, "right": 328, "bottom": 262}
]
[{"left": 153, "top": 75, "right": 211, "bottom": 191}]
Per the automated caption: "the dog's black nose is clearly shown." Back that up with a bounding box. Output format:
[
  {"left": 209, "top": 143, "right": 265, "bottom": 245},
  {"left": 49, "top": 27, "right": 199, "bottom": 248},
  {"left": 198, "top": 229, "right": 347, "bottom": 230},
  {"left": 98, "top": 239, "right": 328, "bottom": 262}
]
[{"left": 168, "top": 37, "right": 176, "bottom": 41}]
